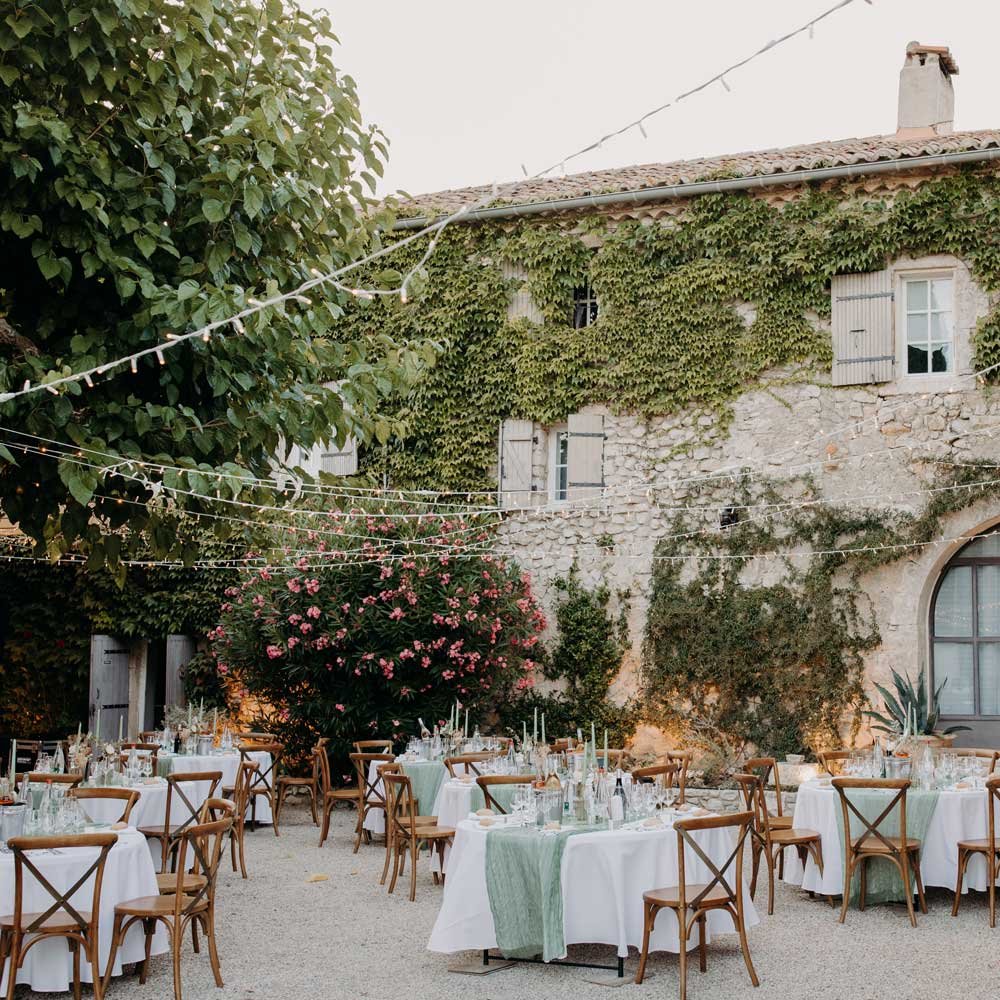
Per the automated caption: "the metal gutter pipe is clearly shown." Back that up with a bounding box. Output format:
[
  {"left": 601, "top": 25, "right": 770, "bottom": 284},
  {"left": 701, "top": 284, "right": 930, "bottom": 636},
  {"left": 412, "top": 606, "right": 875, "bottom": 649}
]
[{"left": 392, "top": 146, "right": 1000, "bottom": 230}]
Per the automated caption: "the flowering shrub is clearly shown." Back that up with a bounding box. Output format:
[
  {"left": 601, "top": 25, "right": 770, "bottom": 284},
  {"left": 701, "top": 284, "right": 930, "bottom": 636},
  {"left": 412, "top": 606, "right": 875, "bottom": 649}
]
[{"left": 209, "top": 510, "right": 546, "bottom": 773}]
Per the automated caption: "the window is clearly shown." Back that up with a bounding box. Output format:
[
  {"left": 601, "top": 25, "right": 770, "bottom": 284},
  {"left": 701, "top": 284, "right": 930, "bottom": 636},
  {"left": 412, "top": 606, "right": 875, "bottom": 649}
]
[
  {"left": 904, "top": 275, "right": 953, "bottom": 376},
  {"left": 572, "top": 282, "right": 598, "bottom": 329},
  {"left": 931, "top": 530, "right": 1000, "bottom": 719},
  {"left": 550, "top": 427, "right": 569, "bottom": 501}
]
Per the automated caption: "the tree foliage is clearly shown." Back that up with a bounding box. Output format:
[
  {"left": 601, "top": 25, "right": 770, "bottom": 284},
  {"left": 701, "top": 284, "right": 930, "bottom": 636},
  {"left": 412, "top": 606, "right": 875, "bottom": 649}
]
[{"left": 0, "top": 0, "right": 432, "bottom": 569}]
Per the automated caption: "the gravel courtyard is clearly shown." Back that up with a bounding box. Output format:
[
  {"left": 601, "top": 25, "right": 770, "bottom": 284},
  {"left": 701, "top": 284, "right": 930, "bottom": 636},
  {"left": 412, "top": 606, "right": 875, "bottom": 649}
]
[{"left": 30, "top": 801, "right": 1000, "bottom": 1000}]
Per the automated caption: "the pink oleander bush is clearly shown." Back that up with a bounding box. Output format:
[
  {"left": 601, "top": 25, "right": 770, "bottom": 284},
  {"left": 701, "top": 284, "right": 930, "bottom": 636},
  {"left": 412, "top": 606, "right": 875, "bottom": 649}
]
[{"left": 208, "top": 509, "right": 545, "bottom": 775}]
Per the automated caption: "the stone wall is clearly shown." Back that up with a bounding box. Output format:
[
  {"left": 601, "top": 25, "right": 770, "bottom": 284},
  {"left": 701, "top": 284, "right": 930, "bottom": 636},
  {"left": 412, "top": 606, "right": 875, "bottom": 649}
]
[{"left": 496, "top": 250, "right": 1000, "bottom": 750}]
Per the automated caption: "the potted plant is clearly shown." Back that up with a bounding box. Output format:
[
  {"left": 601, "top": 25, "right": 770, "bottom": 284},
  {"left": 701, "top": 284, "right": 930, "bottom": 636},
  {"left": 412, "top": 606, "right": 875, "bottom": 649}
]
[{"left": 865, "top": 668, "right": 970, "bottom": 748}]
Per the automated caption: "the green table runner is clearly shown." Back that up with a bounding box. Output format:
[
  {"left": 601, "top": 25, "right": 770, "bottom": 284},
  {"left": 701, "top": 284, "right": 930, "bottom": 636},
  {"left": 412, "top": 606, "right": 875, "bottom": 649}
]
[
  {"left": 835, "top": 787, "right": 939, "bottom": 905},
  {"left": 485, "top": 824, "right": 596, "bottom": 962},
  {"left": 401, "top": 760, "right": 446, "bottom": 815},
  {"left": 468, "top": 782, "right": 518, "bottom": 815}
]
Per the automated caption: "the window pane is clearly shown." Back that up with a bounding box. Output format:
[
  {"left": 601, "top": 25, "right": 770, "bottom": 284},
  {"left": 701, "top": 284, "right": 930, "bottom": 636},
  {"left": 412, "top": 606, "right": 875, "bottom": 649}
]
[
  {"left": 906, "top": 313, "right": 928, "bottom": 343},
  {"left": 906, "top": 279, "right": 928, "bottom": 311},
  {"left": 931, "top": 278, "right": 953, "bottom": 311},
  {"left": 930, "top": 343, "right": 951, "bottom": 373},
  {"left": 934, "top": 565, "right": 972, "bottom": 636},
  {"left": 934, "top": 642, "right": 975, "bottom": 714},
  {"left": 962, "top": 533, "right": 1000, "bottom": 557},
  {"left": 930, "top": 312, "right": 952, "bottom": 339},
  {"left": 907, "top": 344, "right": 929, "bottom": 374},
  {"left": 980, "top": 645, "right": 1000, "bottom": 716},
  {"left": 979, "top": 565, "right": 1000, "bottom": 636}
]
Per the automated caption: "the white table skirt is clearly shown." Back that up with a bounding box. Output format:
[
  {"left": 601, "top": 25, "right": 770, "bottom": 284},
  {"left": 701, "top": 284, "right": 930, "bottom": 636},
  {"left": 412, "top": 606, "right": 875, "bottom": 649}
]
[
  {"left": 363, "top": 758, "right": 445, "bottom": 835},
  {"left": 782, "top": 780, "right": 1000, "bottom": 894},
  {"left": 158, "top": 751, "right": 273, "bottom": 823},
  {"left": 429, "top": 818, "right": 758, "bottom": 959},
  {"left": 0, "top": 829, "right": 167, "bottom": 992}
]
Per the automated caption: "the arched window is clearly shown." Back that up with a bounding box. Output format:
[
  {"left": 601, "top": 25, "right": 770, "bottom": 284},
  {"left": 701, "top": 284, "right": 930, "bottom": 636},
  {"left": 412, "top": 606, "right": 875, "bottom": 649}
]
[{"left": 931, "top": 532, "right": 1000, "bottom": 720}]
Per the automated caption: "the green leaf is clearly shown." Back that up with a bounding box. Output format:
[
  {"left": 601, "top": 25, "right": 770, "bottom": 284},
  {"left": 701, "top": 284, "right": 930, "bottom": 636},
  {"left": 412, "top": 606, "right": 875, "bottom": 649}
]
[
  {"left": 202, "top": 198, "right": 227, "bottom": 223},
  {"left": 242, "top": 182, "right": 264, "bottom": 219},
  {"left": 177, "top": 279, "right": 200, "bottom": 301}
]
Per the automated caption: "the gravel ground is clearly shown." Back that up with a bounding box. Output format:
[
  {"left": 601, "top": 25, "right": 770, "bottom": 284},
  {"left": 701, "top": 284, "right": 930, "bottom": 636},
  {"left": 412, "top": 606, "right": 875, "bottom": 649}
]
[{"left": 22, "top": 801, "right": 1000, "bottom": 1000}]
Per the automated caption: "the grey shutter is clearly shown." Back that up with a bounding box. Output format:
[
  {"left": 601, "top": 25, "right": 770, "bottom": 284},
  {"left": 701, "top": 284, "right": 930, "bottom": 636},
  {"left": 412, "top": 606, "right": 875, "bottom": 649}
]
[
  {"left": 166, "top": 635, "right": 197, "bottom": 710},
  {"left": 567, "top": 412, "right": 604, "bottom": 500},
  {"left": 502, "top": 261, "right": 544, "bottom": 324},
  {"left": 319, "top": 437, "right": 358, "bottom": 476},
  {"left": 831, "top": 271, "right": 895, "bottom": 385},
  {"left": 89, "top": 635, "right": 130, "bottom": 740},
  {"left": 499, "top": 418, "right": 534, "bottom": 508}
]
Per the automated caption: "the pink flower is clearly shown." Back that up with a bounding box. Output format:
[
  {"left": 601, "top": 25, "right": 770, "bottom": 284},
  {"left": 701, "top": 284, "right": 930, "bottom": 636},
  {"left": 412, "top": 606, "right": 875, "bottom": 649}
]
[
  {"left": 389, "top": 607, "right": 405, "bottom": 621},
  {"left": 306, "top": 605, "right": 321, "bottom": 619},
  {"left": 300, "top": 622, "right": 313, "bottom": 634},
  {"left": 287, "top": 636, "right": 299, "bottom": 649},
  {"left": 287, "top": 578, "right": 302, "bottom": 593},
  {"left": 335, "top": 704, "right": 346, "bottom": 712},
  {"left": 305, "top": 578, "right": 320, "bottom": 595},
  {"left": 266, "top": 645, "right": 283, "bottom": 659}
]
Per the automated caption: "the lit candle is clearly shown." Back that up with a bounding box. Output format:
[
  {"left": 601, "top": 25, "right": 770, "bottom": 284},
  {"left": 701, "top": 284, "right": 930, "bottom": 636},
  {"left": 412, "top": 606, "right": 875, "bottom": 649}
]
[
  {"left": 604, "top": 728, "right": 608, "bottom": 766},
  {"left": 95, "top": 709, "right": 100, "bottom": 742},
  {"left": 9, "top": 738, "right": 15, "bottom": 780},
  {"left": 118, "top": 714, "right": 123, "bottom": 742},
  {"left": 591, "top": 721, "right": 596, "bottom": 750},
  {"left": 188, "top": 703, "right": 192, "bottom": 728},
  {"left": 533, "top": 707, "right": 538, "bottom": 742},
  {"left": 541, "top": 713, "right": 546, "bottom": 746},
  {"left": 77, "top": 721, "right": 82, "bottom": 741},
  {"left": 464, "top": 709, "right": 469, "bottom": 738},
  {"left": 523, "top": 721, "right": 527, "bottom": 745}
]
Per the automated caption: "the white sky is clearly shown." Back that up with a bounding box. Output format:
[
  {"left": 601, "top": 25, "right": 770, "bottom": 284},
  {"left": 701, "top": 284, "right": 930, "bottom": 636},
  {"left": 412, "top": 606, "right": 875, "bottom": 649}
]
[{"left": 312, "top": 0, "right": 999, "bottom": 198}]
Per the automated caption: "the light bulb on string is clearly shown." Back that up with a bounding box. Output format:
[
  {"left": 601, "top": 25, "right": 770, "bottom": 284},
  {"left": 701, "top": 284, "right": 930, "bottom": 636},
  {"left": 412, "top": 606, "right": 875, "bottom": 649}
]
[{"left": 130, "top": 358, "right": 138, "bottom": 374}]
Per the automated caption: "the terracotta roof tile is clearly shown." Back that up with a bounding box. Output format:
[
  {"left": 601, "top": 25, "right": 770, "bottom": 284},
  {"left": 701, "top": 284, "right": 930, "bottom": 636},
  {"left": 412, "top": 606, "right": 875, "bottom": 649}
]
[{"left": 402, "top": 129, "right": 1000, "bottom": 217}]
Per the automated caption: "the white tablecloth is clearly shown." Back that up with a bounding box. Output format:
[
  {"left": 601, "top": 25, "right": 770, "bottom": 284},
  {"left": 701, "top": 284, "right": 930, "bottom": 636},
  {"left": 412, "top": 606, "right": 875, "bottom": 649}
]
[
  {"left": 158, "top": 751, "right": 273, "bottom": 824},
  {"left": 363, "top": 758, "right": 446, "bottom": 835},
  {"left": 782, "top": 780, "right": 1000, "bottom": 894},
  {"left": 0, "top": 828, "right": 167, "bottom": 992},
  {"left": 429, "top": 817, "right": 758, "bottom": 959}
]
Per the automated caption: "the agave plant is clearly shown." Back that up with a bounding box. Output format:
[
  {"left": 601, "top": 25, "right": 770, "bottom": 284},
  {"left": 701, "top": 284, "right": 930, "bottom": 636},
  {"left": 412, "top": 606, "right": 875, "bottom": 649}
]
[{"left": 865, "top": 668, "right": 971, "bottom": 736}]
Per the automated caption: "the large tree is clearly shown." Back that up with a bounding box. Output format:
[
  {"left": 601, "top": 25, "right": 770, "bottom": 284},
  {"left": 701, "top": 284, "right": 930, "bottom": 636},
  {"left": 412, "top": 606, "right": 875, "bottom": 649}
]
[{"left": 0, "top": 0, "right": 429, "bottom": 571}]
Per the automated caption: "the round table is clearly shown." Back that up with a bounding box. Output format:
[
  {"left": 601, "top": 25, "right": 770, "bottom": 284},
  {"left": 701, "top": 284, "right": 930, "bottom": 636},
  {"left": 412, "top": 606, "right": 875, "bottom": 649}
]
[
  {"left": 782, "top": 779, "right": 999, "bottom": 894},
  {"left": 157, "top": 750, "right": 273, "bottom": 824},
  {"left": 429, "top": 815, "right": 758, "bottom": 959},
  {"left": 0, "top": 828, "right": 167, "bottom": 993}
]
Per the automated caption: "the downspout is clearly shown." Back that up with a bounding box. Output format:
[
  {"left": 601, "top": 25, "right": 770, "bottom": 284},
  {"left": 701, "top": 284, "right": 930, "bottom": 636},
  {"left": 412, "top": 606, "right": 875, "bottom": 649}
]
[{"left": 392, "top": 146, "right": 1000, "bottom": 230}]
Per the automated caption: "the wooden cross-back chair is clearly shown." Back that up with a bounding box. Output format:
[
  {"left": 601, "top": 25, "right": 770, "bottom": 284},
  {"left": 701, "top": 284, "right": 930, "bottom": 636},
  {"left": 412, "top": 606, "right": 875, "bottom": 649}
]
[
  {"left": 953, "top": 774, "right": 1000, "bottom": 924},
  {"left": 157, "top": 797, "right": 235, "bottom": 899},
  {"left": 275, "top": 739, "right": 325, "bottom": 829},
  {"left": 238, "top": 741, "right": 282, "bottom": 834},
  {"left": 9, "top": 740, "right": 41, "bottom": 776},
  {"left": 22, "top": 773, "right": 83, "bottom": 789},
  {"left": 632, "top": 762, "right": 679, "bottom": 793},
  {"left": 381, "top": 771, "right": 455, "bottom": 902},
  {"left": 139, "top": 770, "right": 221, "bottom": 873},
  {"left": 832, "top": 776, "right": 927, "bottom": 926},
  {"left": 2, "top": 832, "right": 117, "bottom": 1000},
  {"left": 475, "top": 774, "right": 534, "bottom": 814},
  {"left": 103, "top": 814, "right": 233, "bottom": 1000},
  {"left": 354, "top": 739, "right": 393, "bottom": 753},
  {"left": 116, "top": 743, "right": 159, "bottom": 772},
  {"left": 375, "top": 764, "right": 437, "bottom": 887},
  {"left": 734, "top": 772, "right": 827, "bottom": 916},
  {"left": 349, "top": 752, "right": 394, "bottom": 852},
  {"left": 443, "top": 753, "right": 494, "bottom": 778},
  {"left": 234, "top": 731, "right": 274, "bottom": 743},
  {"left": 595, "top": 748, "right": 627, "bottom": 770},
  {"left": 69, "top": 787, "right": 140, "bottom": 825},
  {"left": 317, "top": 747, "right": 359, "bottom": 848},
  {"left": 663, "top": 750, "right": 692, "bottom": 804},
  {"left": 818, "top": 749, "right": 854, "bottom": 776},
  {"left": 227, "top": 761, "right": 257, "bottom": 878},
  {"left": 635, "top": 811, "right": 758, "bottom": 999},
  {"left": 952, "top": 748, "right": 1000, "bottom": 773},
  {"left": 742, "top": 757, "right": 791, "bottom": 829}
]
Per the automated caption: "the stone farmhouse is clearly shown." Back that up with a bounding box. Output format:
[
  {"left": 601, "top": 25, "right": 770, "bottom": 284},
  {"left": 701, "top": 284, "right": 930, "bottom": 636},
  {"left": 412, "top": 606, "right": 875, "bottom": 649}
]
[{"left": 371, "top": 43, "right": 1000, "bottom": 749}]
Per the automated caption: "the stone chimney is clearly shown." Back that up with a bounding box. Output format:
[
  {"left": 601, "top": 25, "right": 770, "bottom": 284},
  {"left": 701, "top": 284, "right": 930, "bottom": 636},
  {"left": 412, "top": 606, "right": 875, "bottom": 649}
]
[{"left": 897, "top": 42, "right": 958, "bottom": 138}]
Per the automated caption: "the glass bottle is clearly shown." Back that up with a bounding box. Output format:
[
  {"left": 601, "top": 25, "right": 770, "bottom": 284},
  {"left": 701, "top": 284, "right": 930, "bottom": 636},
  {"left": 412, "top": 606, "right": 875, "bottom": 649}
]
[
  {"left": 53, "top": 744, "right": 65, "bottom": 775},
  {"left": 610, "top": 772, "right": 627, "bottom": 828}
]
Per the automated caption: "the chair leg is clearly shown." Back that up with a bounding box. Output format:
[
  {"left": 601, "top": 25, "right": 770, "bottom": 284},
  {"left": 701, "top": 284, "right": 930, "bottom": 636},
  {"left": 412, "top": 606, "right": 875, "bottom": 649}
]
[
  {"left": 238, "top": 825, "right": 249, "bottom": 879},
  {"left": 678, "top": 913, "right": 689, "bottom": 1000},
  {"left": 765, "top": 847, "right": 776, "bottom": 916},
  {"left": 990, "top": 850, "right": 997, "bottom": 928},
  {"left": 274, "top": 786, "right": 285, "bottom": 827},
  {"left": 140, "top": 919, "right": 154, "bottom": 984},
  {"left": 5, "top": 930, "right": 20, "bottom": 1000},
  {"left": 838, "top": 857, "right": 854, "bottom": 924},
  {"left": 388, "top": 843, "right": 402, "bottom": 895},
  {"left": 319, "top": 801, "right": 332, "bottom": 848},
  {"left": 859, "top": 857, "right": 868, "bottom": 912},
  {"left": 634, "top": 902, "right": 656, "bottom": 984},
  {"left": 409, "top": 838, "right": 418, "bottom": 902},
  {"left": 72, "top": 939, "right": 81, "bottom": 1000},
  {"left": 380, "top": 825, "right": 394, "bottom": 886},
  {"left": 206, "top": 907, "right": 224, "bottom": 988},
  {"left": 102, "top": 916, "right": 123, "bottom": 995},
  {"left": 898, "top": 852, "right": 917, "bottom": 927},
  {"left": 308, "top": 786, "right": 319, "bottom": 825},
  {"left": 191, "top": 917, "right": 200, "bottom": 954},
  {"left": 749, "top": 842, "right": 761, "bottom": 900},
  {"left": 735, "top": 906, "right": 760, "bottom": 988},
  {"left": 271, "top": 792, "right": 279, "bottom": 837},
  {"left": 88, "top": 932, "right": 104, "bottom": 1000},
  {"left": 230, "top": 829, "right": 238, "bottom": 873},
  {"left": 172, "top": 918, "right": 184, "bottom": 1000},
  {"left": 913, "top": 850, "right": 928, "bottom": 915},
  {"left": 697, "top": 914, "right": 707, "bottom": 973},
  {"left": 352, "top": 807, "right": 364, "bottom": 854},
  {"left": 953, "top": 848, "right": 968, "bottom": 916}
]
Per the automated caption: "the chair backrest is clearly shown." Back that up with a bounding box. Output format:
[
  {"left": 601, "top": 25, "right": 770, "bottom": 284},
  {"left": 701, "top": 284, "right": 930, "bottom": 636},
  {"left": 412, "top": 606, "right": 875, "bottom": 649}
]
[
  {"left": 818, "top": 749, "right": 853, "bottom": 776},
  {"left": 596, "top": 749, "right": 627, "bottom": 769},
  {"left": 733, "top": 772, "right": 772, "bottom": 847},
  {"left": 664, "top": 750, "right": 692, "bottom": 804},
  {"left": 164, "top": 771, "right": 222, "bottom": 839},
  {"left": 230, "top": 761, "right": 258, "bottom": 832},
  {"left": 551, "top": 739, "right": 572, "bottom": 752},
  {"left": 69, "top": 787, "right": 140, "bottom": 824},
  {"left": 239, "top": 742, "right": 282, "bottom": 797},
  {"left": 631, "top": 762, "right": 679, "bottom": 792},
  {"left": 8, "top": 833, "right": 117, "bottom": 933},
  {"left": 199, "top": 796, "right": 236, "bottom": 824},
  {"left": 169, "top": 815, "right": 232, "bottom": 917},
  {"left": 674, "top": 811, "right": 753, "bottom": 913},
  {"left": 350, "top": 752, "right": 394, "bottom": 811},
  {"left": 743, "top": 756, "right": 784, "bottom": 817},
  {"left": 832, "top": 777, "right": 910, "bottom": 855},
  {"left": 25, "top": 773, "right": 82, "bottom": 788},
  {"left": 382, "top": 771, "right": 417, "bottom": 841},
  {"left": 475, "top": 774, "right": 534, "bottom": 814},
  {"left": 117, "top": 743, "right": 160, "bottom": 772},
  {"left": 444, "top": 753, "right": 494, "bottom": 778},
  {"left": 236, "top": 731, "right": 275, "bottom": 743},
  {"left": 354, "top": 739, "right": 393, "bottom": 753},
  {"left": 140, "top": 731, "right": 158, "bottom": 742},
  {"left": 987, "top": 776, "right": 1000, "bottom": 853}
]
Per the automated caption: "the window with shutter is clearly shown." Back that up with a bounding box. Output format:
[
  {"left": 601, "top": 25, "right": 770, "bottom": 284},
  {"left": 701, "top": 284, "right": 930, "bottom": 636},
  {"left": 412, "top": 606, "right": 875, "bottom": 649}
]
[
  {"left": 567, "top": 412, "right": 604, "bottom": 500},
  {"left": 319, "top": 437, "right": 358, "bottom": 476},
  {"left": 831, "top": 271, "right": 895, "bottom": 386},
  {"left": 501, "top": 261, "right": 544, "bottom": 323},
  {"left": 498, "top": 418, "right": 534, "bottom": 509}
]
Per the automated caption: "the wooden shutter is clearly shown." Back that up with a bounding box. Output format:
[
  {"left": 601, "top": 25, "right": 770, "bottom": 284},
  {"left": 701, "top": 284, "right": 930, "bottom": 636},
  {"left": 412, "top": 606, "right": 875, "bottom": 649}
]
[
  {"left": 831, "top": 271, "right": 895, "bottom": 386},
  {"left": 319, "top": 437, "right": 358, "bottom": 476},
  {"left": 567, "top": 412, "right": 604, "bottom": 500},
  {"left": 499, "top": 418, "right": 534, "bottom": 508},
  {"left": 502, "top": 261, "right": 544, "bottom": 323}
]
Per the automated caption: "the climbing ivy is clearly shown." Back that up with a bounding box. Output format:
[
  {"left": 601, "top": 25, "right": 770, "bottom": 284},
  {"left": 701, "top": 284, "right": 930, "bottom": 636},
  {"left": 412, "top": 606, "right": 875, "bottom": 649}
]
[
  {"left": 640, "top": 461, "right": 1000, "bottom": 770},
  {"left": 345, "top": 170, "right": 1000, "bottom": 491}
]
